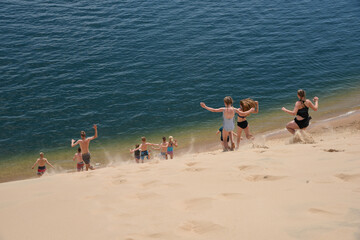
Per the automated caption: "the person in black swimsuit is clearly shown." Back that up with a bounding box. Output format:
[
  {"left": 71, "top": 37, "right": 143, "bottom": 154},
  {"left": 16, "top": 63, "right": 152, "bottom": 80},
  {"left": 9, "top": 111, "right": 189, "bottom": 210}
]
[
  {"left": 236, "top": 99, "right": 259, "bottom": 149},
  {"left": 282, "top": 89, "right": 319, "bottom": 134}
]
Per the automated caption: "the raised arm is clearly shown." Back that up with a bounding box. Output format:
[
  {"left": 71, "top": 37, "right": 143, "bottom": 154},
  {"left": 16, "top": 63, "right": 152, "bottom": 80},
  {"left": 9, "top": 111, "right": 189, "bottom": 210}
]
[
  {"left": 174, "top": 140, "right": 178, "bottom": 147},
  {"left": 88, "top": 124, "right": 98, "bottom": 140},
  {"left": 45, "top": 159, "right": 55, "bottom": 169},
  {"left": 235, "top": 107, "right": 255, "bottom": 116},
  {"left": 130, "top": 144, "right": 142, "bottom": 153},
  {"left": 307, "top": 97, "right": 319, "bottom": 111},
  {"left": 254, "top": 101, "right": 259, "bottom": 114},
  {"left": 71, "top": 139, "right": 79, "bottom": 147},
  {"left": 31, "top": 159, "right": 39, "bottom": 169},
  {"left": 200, "top": 102, "right": 224, "bottom": 113},
  {"left": 282, "top": 102, "right": 300, "bottom": 116}
]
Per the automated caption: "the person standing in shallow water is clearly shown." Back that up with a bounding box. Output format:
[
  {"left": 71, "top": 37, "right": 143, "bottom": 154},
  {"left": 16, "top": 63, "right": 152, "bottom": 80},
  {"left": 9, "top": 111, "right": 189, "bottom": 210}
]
[
  {"left": 201, "top": 96, "right": 255, "bottom": 151},
  {"left": 71, "top": 124, "right": 98, "bottom": 171},
  {"left": 282, "top": 89, "right": 319, "bottom": 134},
  {"left": 31, "top": 152, "right": 55, "bottom": 176}
]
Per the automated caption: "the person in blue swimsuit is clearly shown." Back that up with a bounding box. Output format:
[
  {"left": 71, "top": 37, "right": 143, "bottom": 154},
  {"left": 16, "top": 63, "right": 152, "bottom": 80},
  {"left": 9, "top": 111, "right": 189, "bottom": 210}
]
[
  {"left": 200, "top": 96, "right": 255, "bottom": 151},
  {"left": 167, "top": 136, "right": 178, "bottom": 159},
  {"left": 282, "top": 89, "right": 319, "bottom": 134}
]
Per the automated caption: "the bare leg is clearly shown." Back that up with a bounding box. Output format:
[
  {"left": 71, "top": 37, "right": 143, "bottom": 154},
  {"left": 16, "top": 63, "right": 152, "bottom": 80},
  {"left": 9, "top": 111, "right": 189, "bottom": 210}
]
[
  {"left": 229, "top": 132, "right": 234, "bottom": 150},
  {"left": 236, "top": 127, "right": 243, "bottom": 149},
  {"left": 222, "top": 130, "right": 230, "bottom": 150},
  {"left": 85, "top": 164, "right": 89, "bottom": 171},
  {"left": 135, "top": 158, "right": 139, "bottom": 163},
  {"left": 244, "top": 125, "right": 254, "bottom": 140},
  {"left": 286, "top": 120, "right": 300, "bottom": 135}
]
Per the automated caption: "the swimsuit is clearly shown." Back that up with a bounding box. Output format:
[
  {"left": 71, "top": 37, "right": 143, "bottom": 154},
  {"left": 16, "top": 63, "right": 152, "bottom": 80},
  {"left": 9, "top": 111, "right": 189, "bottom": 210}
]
[
  {"left": 134, "top": 150, "right": 140, "bottom": 160},
  {"left": 37, "top": 166, "right": 46, "bottom": 175},
  {"left": 167, "top": 143, "right": 174, "bottom": 154},
  {"left": 77, "top": 161, "right": 84, "bottom": 171},
  {"left": 223, "top": 112, "right": 234, "bottom": 132},
  {"left": 237, "top": 120, "right": 248, "bottom": 129},
  {"left": 82, "top": 153, "right": 91, "bottom": 164},
  {"left": 141, "top": 150, "right": 149, "bottom": 160},
  {"left": 294, "top": 101, "right": 312, "bottom": 129},
  {"left": 219, "top": 127, "right": 230, "bottom": 142}
]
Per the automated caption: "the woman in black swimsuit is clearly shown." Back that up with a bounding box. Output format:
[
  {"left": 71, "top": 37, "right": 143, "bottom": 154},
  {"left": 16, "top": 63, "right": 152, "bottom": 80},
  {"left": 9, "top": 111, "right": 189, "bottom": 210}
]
[
  {"left": 282, "top": 89, "right": 319, "bottom": 134},
  {"left": 236, "top": 99, "right": 259, "bottom": 149}
]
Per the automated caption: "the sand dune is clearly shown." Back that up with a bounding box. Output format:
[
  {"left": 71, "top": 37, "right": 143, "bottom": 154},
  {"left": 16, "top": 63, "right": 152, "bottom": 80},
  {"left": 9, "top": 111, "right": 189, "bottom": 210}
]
[{"left": 0, "top": 113, "right": 360, "bottom": 240}]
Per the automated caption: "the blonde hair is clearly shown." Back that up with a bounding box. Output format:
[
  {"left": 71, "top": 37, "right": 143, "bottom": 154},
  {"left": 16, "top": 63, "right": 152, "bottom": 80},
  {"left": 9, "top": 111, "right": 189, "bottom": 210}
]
[
  {"left": 169, "top": 136, "right": 174, "bottom": 142},
  {"left": 240, "top": 98, "right": 256, "bottom": 111},
  {"left": 223, "top": 96, "right": 233, "bottom": 106}
]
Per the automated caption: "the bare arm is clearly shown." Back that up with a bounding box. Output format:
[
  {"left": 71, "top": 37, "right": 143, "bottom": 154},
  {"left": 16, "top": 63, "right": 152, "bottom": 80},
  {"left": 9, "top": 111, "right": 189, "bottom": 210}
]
[
  {"left": 88, "top": 124, "right": 98, "bottom": 140},
  {"left": 200, "top": 102, "right": 224, "bottom": 113},
  {"left": 254, "top": 101, "right": 259, "bottom": 114},
  {"left": 174, "top": 140, "right": 178, "bottom": 147},
  {"left": 130, "top": 144, "right": 142, "bottom": 153},
  {"left": 282, "top": 102, "right": 300, "bottom": 116},
  {"left": 235, "top": 107, "right": 255, "bottom": 116},
  {"left": 31, "top": 160, "right": 38, "bottom": 169},
  {"left": 306, "top": 97, "right": 319, "bottom": 111},
  {"left": 71, "top": 139, "right": 79, "bottom": 147},
  {"left": 232, "top": 132, "right": 238, "bottom": 137},
  {"left": 216, "top": 130, "right": 220, "bottom": 135},
  {"left": 146, "top": 143, "right": 159, "bottom": 147},
  {"left": 45, "top": 159, "right": 55, "bottom": 169}
]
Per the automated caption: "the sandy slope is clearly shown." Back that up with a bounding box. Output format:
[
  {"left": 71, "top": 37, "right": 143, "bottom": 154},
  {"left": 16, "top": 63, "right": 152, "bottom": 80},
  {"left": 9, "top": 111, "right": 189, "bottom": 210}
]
[{"left": 0, "top": 113, "right": 359, "bottom": 240}]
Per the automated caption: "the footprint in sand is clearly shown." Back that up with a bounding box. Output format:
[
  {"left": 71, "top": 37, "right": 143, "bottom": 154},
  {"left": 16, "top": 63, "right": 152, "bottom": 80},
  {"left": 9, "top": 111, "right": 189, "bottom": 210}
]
[
  {"left": 335, "top": 173, "right": 360, "bottom": 182},
  {"left": 246, "top": 175, "right": 286, "bottom": 182},
  {"left": 185, "top": 162, "right": 198, "bottom": 167},
  {"left": 179, "top": 220, "right": 224, "bottom": 234},
  {"left": 238, "top": 165, "right": 258, "bottom": 171},
  {"left": 134, "top": 192, "right": 161, "bottom": 200},
  {"left": 183, "top": 197, "right": 213, "bottom": 211},
  {"left": 112, "top": 178, "right": 127, "bottom": 185},
  {"left": 142, "top": 180, "right": 160, "bottom": 187},
  {"left": 308, "top": 208, "right": 335, "bottom": 215},
  {"left": 184, "top": 167, "right": 207, "bottom": 172},
  {"left": 324, "top": 149, "right": 344, "bottom": 152},
  {"left": 218, "top": 193, "right": 243, "bottom": 199}
]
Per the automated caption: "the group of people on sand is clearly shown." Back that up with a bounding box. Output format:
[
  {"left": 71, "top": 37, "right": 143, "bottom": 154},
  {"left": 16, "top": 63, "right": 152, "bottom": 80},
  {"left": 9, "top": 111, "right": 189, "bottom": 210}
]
[
  {"left": 201, "top": 89, "right": 319, "bottom": 151},
  {"left": 130, "top": 136, "right": 178, "bottom": 163},
  {"left": 31, "top": 89, "right": 318, "bottom": 175},
  {"left": 31, "top": 125, "right": 99, "bottom": 176}
]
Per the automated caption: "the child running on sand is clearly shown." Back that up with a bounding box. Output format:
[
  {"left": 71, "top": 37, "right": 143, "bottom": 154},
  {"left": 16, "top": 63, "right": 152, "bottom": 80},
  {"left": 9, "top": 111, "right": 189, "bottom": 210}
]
[
  {"left": 152, "top": 137, "right": 168, "bottom": 159},
  {"left": 73, "top": 147, "right": 84, "bottom": 171},
  {"left": 133, "top": 144, "right": 141, "bottom": 163},
  {"left": 167, "top": 136, "right": 178, "bottom": 159},
  {"left": 201, "top": 96, "right": 255, "bottom": 151},
  {"left": 216, "top": 127, "right": 238, "bottom": 151},
  {"left": 130, "top": 137, "right": 158, "bottom": 163},
  {"left": 31, "top": 152, "right": 55, "bottom": 176},
  {"left": 236, "top": 99, "right": 259, "bottom": 149}
]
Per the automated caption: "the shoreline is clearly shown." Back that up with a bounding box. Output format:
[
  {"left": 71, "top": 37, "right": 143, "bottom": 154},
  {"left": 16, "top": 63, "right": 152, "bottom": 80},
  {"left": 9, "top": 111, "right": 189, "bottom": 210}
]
[
  {"left": 0, "top": 102, "right": 359, "bottom": 239},
  {"left": 1, "top": 105, "right": 359, "bottom": 184}
]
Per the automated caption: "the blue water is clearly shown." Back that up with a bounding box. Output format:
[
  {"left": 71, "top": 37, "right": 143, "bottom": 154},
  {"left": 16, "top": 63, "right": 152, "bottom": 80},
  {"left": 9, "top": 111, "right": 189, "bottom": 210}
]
[{"left": 1, "top": 0, "right": 360, "bottom": 161}]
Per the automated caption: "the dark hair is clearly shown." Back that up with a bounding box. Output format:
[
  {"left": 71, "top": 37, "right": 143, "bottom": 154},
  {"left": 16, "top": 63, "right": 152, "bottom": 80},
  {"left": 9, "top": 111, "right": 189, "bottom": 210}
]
[
  {"left": 162, "top": 136, "right": 166, "bottom": 141},
  {"left": 135, "top": 144, "right": 139, "bottom": 148},
  {"left": 297, "top": 89, "right": 306, "bottom": 101},
  {"left": 141, "top": 137, "right": 146, "bottom": 142},
  {"left": 77, "top": 147, "right": 81, "bottom": 153},
  {"left": 81, "top": 131, "right": 86, "bottom": 137}
]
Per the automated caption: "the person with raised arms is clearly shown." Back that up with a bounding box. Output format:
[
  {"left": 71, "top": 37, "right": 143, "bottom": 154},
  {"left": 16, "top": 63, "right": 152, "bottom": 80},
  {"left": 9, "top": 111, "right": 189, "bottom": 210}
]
[
  {"left": 201, "top": 96, "right": 255, "bottom": 151},
  {"left": 71, "top": 124, "right": 98, "bottom": 171},
  {"left": 282, "top": 89, "right": 319, "bottom": 134}
]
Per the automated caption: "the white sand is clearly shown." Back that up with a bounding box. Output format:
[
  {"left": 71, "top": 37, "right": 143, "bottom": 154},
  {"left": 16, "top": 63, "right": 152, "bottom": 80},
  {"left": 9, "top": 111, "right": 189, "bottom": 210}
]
[{"left": 0, "top": 113, "right": 360, "bottom": 240}]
